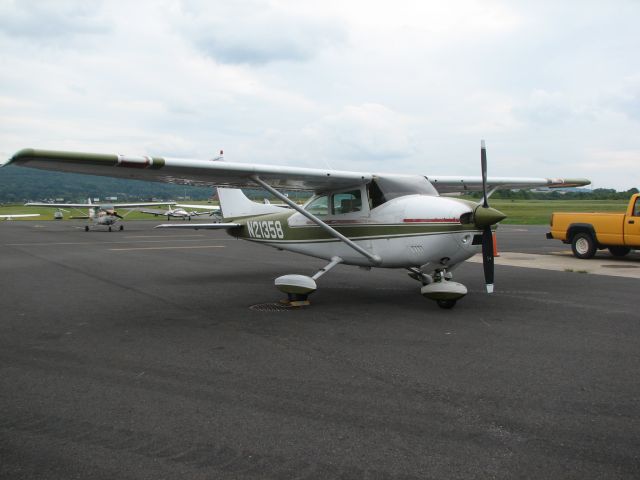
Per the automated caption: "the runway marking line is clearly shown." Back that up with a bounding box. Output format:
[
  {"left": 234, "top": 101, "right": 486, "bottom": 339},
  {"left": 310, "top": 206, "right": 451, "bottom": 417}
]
[
  {"left": 109, "top": 245, "right": 226, "bottom": 251},
  {"left": 4, "top": 239, "right": 227, "bottom": 247}
]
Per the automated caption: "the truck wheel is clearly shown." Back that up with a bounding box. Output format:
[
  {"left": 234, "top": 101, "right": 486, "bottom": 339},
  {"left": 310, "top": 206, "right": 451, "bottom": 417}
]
[
  {"left": 571, "top": 232, "right": 596, "bottom": 259},
  {"left": 608, "top": 246, "right": 630, "bottom": 257}
]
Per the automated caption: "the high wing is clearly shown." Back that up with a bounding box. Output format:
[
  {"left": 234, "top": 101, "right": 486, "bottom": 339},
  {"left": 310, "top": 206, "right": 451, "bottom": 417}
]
[
  {"left": 5, "top": 148, "right": 590, "bottom": 193},
  {"left": 6, "top": 149, "right": 370, "bottom": 191},
  {"left": 25, "top": 201, "right": 175, "bottom": 208},
  {"left": 425, "top": 176, "right": 590, "bottom": 194}
]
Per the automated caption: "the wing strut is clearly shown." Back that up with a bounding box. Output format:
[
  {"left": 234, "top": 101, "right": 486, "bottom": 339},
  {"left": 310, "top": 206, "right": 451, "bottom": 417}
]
[{"left": 250, "top": 175, "right": 382, "bottom": 265}]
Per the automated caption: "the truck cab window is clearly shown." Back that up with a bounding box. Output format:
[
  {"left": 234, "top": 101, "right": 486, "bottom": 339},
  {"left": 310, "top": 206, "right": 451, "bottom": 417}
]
[{"left": 634, "top": 199, "right": 640, "bottom": 217}]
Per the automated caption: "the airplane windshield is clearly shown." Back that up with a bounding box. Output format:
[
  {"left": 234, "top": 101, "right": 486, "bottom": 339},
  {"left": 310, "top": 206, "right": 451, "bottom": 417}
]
[
  {"left": 369, "top": 175, "right": 438, "bottom": 208},
  {"left": 306, "top": 195, "right": 329, "bottom": 216}
]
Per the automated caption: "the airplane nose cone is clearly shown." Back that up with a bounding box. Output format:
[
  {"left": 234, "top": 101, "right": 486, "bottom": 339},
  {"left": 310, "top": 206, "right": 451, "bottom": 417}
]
[{"left": 474, "top": 205, "right": 507, "bottom": 227}]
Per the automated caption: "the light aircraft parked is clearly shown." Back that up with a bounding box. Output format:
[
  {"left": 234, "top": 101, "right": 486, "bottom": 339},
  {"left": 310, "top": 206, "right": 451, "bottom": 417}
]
[
  {"left": 53, "top": 208, "right": 69, "bottom": 220},
  {"left": 0, "top": 213, "right": 40, "bottom": 220},
  {"left": 25, "top": 198, "right": 174, "bottom": 231},
  {"left": 4, "top": 143, "right": 589, "bottom": 308},
  {"left": 138, "top": 204, "right": 221, "bottom": 220}
]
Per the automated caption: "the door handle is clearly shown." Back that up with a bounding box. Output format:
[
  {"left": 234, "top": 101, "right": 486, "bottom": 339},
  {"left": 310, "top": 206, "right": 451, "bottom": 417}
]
[{"left": 630, "top": 220, "right": 635, "bottom": 224}]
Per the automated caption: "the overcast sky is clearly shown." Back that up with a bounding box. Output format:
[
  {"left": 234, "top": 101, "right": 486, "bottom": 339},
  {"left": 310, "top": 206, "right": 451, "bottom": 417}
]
[{"left": 1, "top": 0, "right": 639, "bottom": 190}]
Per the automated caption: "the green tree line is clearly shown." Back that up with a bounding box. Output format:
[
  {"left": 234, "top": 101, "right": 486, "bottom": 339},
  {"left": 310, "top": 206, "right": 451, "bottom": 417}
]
[{"left": 469, "top": 187, "right": 639, "bottom": 201}]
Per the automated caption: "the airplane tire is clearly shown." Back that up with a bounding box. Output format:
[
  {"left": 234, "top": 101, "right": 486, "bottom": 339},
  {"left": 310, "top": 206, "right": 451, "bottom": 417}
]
[
  {"left": 436, "top": 299, "right": 457, "bottom": 309},
  {"left": 119, "top": 225, "right": 124, "bottom": 231},
  {"left": 84, "top": 225, "right": 89, "bottom": 232},
  {"left": 108, "top": 226, "right": 112, "bottom": 232},
  {"left": 571, "top": 232, "right": 596, "bottom": 259},
  {"left": 608, "top": 246, "right": 630, "bottom": 257}
]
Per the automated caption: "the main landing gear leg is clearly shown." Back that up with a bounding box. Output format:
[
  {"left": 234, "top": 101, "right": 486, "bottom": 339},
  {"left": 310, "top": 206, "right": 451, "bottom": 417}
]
[
  {"left": 275, "top": 256, "right": 343, "bottom": 307},
  {"left": 416, "top": 268, "right": 468, "bottom": 309}
]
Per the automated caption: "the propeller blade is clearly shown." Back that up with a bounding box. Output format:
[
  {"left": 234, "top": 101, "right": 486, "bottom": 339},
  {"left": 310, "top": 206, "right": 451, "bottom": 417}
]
[
  {"left": 482, "top": 225, "right": 494, "bottom": 293},
  {"left": 481, "top": 139, "right": 488, "bottom": 208}
]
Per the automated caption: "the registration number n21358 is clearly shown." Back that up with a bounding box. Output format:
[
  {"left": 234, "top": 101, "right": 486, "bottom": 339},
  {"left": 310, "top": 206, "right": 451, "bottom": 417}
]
[{"left": 247, "top": 220, "right": 284, "bottom": 240}]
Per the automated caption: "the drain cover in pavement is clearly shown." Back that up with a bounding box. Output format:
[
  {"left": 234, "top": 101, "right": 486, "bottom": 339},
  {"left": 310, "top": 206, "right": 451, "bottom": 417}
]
[{"left": 249, "top": 302, "right": 298, "bottom": 312}]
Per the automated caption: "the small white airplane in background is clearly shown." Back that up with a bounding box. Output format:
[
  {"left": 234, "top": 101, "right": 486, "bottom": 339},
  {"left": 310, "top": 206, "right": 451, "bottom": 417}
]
[
  {"left": 138, "top": 204, "right": 221, "bottom": 220},
  {"left": 5, "top": 143, "right": 589, "bottom": 308},
  {"left": 0, "top": 213, "right": 40, "bottom": 220},
  {"left": 25, "top": 198, "right": 174, "bottom": 231},
  {"left": 53, "top": 208, "right": 69, "bottom": 220}
]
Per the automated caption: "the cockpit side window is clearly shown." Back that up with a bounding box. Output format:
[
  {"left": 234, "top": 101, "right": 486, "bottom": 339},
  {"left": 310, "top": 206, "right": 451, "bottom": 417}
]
[{"left": 332, "top": 190, "right": 362, "bottom": 214}]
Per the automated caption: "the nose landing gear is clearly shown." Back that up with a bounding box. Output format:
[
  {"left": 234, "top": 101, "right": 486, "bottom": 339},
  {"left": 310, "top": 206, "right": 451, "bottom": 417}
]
[{"left": 409, "top": 267, "right": 467, "bottom": 309}]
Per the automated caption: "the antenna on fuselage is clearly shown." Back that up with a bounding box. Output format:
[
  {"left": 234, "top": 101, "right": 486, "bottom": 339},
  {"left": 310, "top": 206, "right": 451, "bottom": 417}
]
[{"left": 211, "top": 150, "right": 224, "bottom": 161}]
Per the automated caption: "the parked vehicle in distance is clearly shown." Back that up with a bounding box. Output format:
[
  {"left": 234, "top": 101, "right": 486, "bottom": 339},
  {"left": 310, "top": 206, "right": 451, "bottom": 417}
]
[{"left": 547, "top": 194, "right": 640, "bottom": 258}]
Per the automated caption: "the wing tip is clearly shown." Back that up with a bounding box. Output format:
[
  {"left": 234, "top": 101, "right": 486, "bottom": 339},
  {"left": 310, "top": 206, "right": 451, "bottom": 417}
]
[{"left": 547, "top": 178, "right": 591, "bottom": 188}]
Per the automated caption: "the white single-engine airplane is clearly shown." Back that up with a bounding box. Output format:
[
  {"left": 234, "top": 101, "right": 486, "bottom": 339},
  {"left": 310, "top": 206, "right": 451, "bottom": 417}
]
[
  {"left": 4, "top": 143, "right": 589, "bottom": 308},
  {"left": 25, "top": 198, "right": 174, "bottom": 231},
  {"left": 138, "top": 204, "right": 220, "bottom": 221}
]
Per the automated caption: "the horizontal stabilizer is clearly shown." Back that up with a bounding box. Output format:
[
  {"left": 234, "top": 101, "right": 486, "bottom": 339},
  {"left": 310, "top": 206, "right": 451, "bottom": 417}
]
[
  {"left": 175, "top": 204, "right": 221, "bottom": 211},
  {"left": 0, "top": 213, "right": 40, "bottom": 219},
  {"left": 154, "top": 223, "right": 241, "bottom": 230}
]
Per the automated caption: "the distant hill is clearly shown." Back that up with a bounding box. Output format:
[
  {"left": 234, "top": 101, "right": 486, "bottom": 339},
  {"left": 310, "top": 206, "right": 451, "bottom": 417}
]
[
  {"left": 0, "top": 167, "right": 213, "bottom": 203},
  {"left": 0, "top": 167, "right": 311, "bottom": 204}
]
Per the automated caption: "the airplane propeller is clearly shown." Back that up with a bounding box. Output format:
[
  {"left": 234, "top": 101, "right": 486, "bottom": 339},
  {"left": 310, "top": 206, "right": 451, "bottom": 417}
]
[
  {"left": 106, "top": 209, "right": 124, "bottom": 219},
  {"left": 474, "top": 140, "right": 506, "bottom": 293}
]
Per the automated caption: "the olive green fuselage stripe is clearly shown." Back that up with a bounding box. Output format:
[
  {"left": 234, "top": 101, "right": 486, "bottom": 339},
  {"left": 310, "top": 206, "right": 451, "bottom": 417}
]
[{"left": 231, "top": 211, "right": 478, "bottom": 242}]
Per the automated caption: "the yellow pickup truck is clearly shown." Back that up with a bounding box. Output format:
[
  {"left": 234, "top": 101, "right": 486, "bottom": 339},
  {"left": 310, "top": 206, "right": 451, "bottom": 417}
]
[{"left": 546, "top": 193, "right": 640, "bottom": 258}]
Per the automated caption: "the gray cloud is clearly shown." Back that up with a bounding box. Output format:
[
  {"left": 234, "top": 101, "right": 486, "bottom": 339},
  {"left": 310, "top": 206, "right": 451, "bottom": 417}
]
[
  {"left": 175, "top": 1, "right": 345, "bottom": 64},
  {"left": 0, "top": 0, "right": 109, "bottom": 40}
]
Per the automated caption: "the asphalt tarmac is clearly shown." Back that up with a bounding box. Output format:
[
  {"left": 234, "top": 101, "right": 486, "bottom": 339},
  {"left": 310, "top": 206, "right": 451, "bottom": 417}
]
[{"left": 1, "top": 221, "right": 638, "bottom": 479}]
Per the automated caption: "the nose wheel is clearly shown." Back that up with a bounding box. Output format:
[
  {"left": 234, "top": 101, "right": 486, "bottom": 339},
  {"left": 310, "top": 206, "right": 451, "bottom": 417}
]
[
  {"left": 436, "top": 299, "right": 457, "bottom": 309},
  {"left": 410, "top": 268, "right": 467, "bottom": 309}
]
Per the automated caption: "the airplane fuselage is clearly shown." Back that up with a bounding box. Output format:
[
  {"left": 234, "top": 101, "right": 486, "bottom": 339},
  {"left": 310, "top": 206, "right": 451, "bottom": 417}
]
[
  {"left": 229, "top": 195, "right": 484, "bottom": 269},
  {"left": 94, "top": 209, "right": 119, "bottom": 225}
]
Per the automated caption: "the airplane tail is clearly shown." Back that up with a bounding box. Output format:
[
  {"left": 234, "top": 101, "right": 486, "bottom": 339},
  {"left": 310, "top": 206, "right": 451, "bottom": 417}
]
[{"left": 217, "top": 187, "right": 286, "bottom": 220}]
